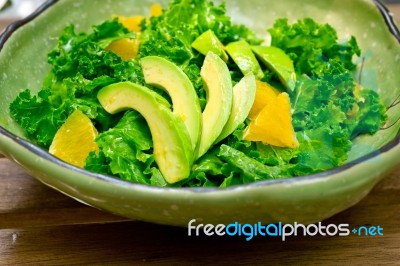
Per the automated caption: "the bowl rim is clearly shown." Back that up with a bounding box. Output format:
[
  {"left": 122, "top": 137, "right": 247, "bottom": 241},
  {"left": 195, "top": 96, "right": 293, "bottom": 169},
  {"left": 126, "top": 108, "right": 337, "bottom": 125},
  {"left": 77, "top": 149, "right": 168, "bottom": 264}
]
[{"left": 0, "top": 0, "right": 399, "bottom": 193}]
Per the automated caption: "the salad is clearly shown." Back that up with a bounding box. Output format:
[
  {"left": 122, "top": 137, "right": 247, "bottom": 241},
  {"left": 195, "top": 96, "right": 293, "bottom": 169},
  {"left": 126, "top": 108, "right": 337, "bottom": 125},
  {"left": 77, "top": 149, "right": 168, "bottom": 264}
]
[{"left": 9, "top": 0, "right": 387, "bottom": 188}]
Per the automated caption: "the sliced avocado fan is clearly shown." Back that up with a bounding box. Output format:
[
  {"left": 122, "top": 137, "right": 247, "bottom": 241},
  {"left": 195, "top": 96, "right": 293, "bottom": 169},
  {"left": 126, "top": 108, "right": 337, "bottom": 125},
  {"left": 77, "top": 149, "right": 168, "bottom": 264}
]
[
  {"left": 97, "top": 82, "right": 193, "bottom": 184},
  {"left": 141, "top": 56, "right": 202, "bottom": 151},
  {"left": 192, "top": 29, "right": 229, "bottom": 62},
  {"left": 196, "top": 52, "right": 233, "bottom": 159},
  {"left": 214, "top": 73, "right": 257, "bottom": 144},
  {"left": 225, "top": 40, "right": 264, "bottom": 80},
  {"left": 252, "top": 46, "right": 296, "bottom": 91}
]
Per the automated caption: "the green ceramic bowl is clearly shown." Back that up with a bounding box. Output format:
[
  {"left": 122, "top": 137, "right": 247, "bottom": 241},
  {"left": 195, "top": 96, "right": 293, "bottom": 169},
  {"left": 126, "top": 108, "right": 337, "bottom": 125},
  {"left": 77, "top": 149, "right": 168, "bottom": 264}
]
[{"left": 0, "top": 0, "right": 399, "bottom": 226}]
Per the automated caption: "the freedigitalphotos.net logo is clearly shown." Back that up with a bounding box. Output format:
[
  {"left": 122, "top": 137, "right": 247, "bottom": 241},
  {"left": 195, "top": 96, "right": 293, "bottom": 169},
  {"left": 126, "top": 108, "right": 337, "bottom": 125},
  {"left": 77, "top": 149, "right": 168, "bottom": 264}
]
[{"left": 188, "top": 219, "right": 384, "bottom": 241}]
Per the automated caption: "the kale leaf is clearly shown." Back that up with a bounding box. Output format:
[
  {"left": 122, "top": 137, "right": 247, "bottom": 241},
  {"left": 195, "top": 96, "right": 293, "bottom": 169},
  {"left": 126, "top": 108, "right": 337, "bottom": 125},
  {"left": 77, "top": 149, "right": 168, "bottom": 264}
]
[{"left": 268, "top": 18, "right": 361, "bottom": 77}]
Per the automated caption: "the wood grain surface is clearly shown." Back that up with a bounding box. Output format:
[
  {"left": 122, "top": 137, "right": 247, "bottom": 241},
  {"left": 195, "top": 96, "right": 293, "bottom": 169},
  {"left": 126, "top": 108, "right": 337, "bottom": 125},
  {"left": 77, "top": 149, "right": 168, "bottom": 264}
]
[
  {"left": 0, "top": 3, "right": 399, "bottom": 266},
  {"left": 0, "top": 158, "right": 399, "bottom": 265}
]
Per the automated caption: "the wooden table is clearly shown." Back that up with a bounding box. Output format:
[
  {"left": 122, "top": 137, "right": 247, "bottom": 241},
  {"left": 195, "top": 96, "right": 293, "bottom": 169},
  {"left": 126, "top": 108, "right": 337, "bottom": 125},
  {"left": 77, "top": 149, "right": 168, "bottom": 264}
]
[{"left": 1, "top": 3, "right": 400, "bottom": 266}]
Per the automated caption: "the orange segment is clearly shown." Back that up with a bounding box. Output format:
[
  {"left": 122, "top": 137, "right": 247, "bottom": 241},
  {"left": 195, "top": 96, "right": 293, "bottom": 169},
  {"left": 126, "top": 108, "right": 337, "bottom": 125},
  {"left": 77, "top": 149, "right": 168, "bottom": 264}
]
[
  {"left": 115, "top": 4, "right": 162, "bottom": 33},
  {"left": 117, "top": 15, "right": 144, "bottom": 32},
  {"left": 244, "top": 92, "right": 299, "bottom": 148},
  {"left": 111, "top": 3, "right": 163, "bottom": 60},
  {"left": 49, "top": 110, "right": 99, "bottom": 168},
  {"left": 150, "top": 3, "right": 163, "bottom": 17},
  {"left": 248, "top": 80, "right": 281, "bottom": 120},
  {"left": 106, "top": 37, "right": 140, "bottom": 60}
]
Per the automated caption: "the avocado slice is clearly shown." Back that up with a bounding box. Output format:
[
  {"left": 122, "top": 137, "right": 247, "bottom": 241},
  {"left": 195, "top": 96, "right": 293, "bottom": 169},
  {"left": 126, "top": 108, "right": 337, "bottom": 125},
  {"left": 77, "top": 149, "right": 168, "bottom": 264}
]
[
  {"left": 97, "top": 81, "right": 193, "bottom": 184},
  {"left": 214, "top": 73, "right": 257, "bottom": 144},
  {"left": 192, "top": 30, "right": 229, "bottom": 62},
  {"left": 225, "top": 40, "right": 264, "bottom": 79},
  {"left": 252, "top": 46, "right": 296, "bottom": 91},
  {"left": 196, "top": 52, "right": 233, "bottom": 159},
  {"left": 141, "top": 56, "right": 202, "bottom": 150}
]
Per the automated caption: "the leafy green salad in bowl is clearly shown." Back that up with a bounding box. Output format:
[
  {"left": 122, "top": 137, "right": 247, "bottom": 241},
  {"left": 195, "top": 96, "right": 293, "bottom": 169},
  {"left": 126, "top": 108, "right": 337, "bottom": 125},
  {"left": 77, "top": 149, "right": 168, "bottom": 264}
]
[{"left": 0, "top": 0, "right": 399, "bottom": 226}]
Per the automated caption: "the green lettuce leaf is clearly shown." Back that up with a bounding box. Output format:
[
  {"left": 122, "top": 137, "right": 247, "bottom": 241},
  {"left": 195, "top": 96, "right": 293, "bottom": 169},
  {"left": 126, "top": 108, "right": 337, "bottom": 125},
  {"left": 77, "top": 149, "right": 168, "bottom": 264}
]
[
  {"left": 9, "top": 89, "right": 69, "bottom": 147},
  {"left": 268, "top": 18, "right": 361, "bottom": 76},
  {"left": 86, "top": 111, "right": 155, "bottom": 184},
  {"left": 218, "top": 144, "right": 284, "bottom": 183}
]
